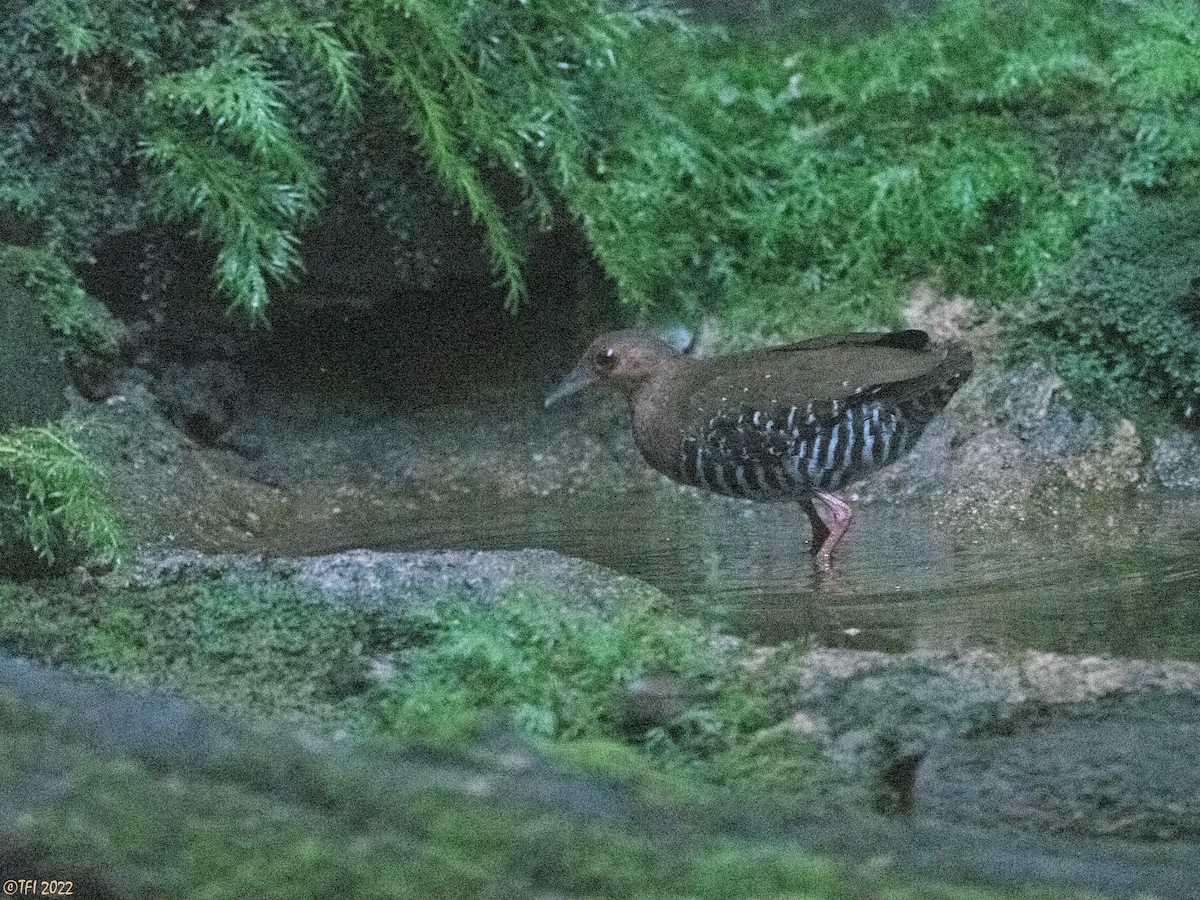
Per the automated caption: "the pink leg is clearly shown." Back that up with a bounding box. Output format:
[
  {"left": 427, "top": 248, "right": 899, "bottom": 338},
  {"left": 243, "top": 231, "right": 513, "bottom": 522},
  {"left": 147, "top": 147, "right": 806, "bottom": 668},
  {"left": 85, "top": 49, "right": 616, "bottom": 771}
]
[{"left": 803, "top": 491, "right": 853, "bottom": 570}]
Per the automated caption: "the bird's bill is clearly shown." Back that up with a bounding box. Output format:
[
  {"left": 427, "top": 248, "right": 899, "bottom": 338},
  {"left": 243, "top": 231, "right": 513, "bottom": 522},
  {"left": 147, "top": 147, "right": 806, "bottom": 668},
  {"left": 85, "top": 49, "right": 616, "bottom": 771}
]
[{"left": 544, "top": 365, "right": 595, "bottom": 408}]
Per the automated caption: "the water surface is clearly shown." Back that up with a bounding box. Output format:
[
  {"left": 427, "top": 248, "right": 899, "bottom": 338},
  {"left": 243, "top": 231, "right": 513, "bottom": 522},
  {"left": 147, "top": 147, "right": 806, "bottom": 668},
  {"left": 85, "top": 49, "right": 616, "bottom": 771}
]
[{"left": 286, "top": 490, "right": 1200, "bottom": 662}]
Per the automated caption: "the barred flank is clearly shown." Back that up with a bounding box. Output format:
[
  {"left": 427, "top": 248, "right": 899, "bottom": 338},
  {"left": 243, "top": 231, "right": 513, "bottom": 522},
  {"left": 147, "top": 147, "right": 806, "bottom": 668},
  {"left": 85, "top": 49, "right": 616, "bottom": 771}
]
[{"left": 678, "top": 386, "right": 958, "bottom": 500}]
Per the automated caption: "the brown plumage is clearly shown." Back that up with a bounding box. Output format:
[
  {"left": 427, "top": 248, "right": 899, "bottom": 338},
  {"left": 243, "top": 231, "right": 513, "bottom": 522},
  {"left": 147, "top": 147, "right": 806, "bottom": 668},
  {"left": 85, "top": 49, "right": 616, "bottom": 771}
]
[{"left": 546, "top": 329, "right": 972, "bottom": 568}]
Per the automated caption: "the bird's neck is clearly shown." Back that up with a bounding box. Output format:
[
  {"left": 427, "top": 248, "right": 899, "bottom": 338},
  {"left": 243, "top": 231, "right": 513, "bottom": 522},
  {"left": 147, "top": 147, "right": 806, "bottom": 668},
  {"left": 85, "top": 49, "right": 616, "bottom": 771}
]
[{"left": 628, "top": 358, "right": 697, "bottom": 476}]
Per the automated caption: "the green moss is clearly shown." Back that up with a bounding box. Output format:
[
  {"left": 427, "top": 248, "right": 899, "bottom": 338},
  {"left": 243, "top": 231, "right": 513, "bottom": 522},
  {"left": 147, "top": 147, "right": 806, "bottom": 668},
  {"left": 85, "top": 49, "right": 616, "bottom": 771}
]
[
  {"left": 1022, "top": 197, "right": 1200, "bottom": 422},
  {"left": 0, "top": 576, "right": 817, "bottom": 802},
  {"left": 0, "top": 698, "right": 1082, "bottom": 899},
  {"left": 0, "top": 579, "right": 404, "bottom": 719}
]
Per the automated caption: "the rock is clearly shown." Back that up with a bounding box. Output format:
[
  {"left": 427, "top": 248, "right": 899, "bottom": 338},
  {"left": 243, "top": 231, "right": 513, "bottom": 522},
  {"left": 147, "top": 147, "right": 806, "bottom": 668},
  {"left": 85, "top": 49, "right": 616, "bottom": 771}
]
[
  {"left": 1020, "top": 651, "right": 1200, "bottom": 702},
  {"left": 779, "top": 647, "right": 1200, "bottom": 838},
  {"left": 0, "top": 275, "right": 71, "bottom": 427},
  {"left": 155, "top": 360, "right": 245, "bottom": 442},
  {"left": 915, "top": 698, "right": 1200, "bottom": 840},
  {"left": 902, "top": 281, "right": 979, "bottom": 346},
  {"left": 620, "top": 675, "right": 695, "bottom": 732},
  {"left": 781, "top": 649, "right": 1023, "bottom": 809},
  {"left": 67, "top": 340, "right": 127, "bottom": 402},
  {"left": 104, "top": 548, "right": 667, "bottom": 616},
  {"left": 871, "top": 358, "right": 1161, "bottom": 524}
]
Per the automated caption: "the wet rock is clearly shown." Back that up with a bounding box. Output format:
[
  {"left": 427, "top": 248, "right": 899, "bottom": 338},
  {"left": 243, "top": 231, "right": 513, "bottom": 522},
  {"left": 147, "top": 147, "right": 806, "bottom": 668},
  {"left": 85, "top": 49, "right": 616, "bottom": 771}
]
[
  {"left": 903, "top": 282, "right": 980, "bottom": 346},
  {"left": 1020, "top": 651, "right": 1200, "bottom": 702},
  {"left": 217, "top": 428, "right": 265, "bottom": 460},
  {"left": 873, "top": 360, "right": 1152, "bottom": 524},
  {"left": 1056, "top": 417, "right": 1142, "bottom": 492},
  {"left": 104, "top": 548, "right": 667, "bottom": 616},
  {"left": 155, "top": 360, "right": 245, "bottom": 442},
  {"left": 780, "top": 649, "right": 1023, "bottom": 809},
  {"left": 915, "top": 703, "right": 1200, "bottom": 841},
  {"left": 0, "top": 275, "right": 71, "bottom": 427},
  {"left": 620, "top": 675, "right": 695, "bottom": 732},
  {"left": 778, "top": 648, "right": 1200, "bottom": 837}
]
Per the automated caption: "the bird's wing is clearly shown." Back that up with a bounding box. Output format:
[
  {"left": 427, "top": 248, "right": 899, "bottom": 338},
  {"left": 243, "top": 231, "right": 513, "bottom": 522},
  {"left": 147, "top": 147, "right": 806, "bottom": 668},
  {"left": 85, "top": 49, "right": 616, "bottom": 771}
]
[
  {"left": 766, "top": 329, "right": 931, "bottom": 354},
  {"left": 691, "top": 333, "right": 955, "bottom": 408}
]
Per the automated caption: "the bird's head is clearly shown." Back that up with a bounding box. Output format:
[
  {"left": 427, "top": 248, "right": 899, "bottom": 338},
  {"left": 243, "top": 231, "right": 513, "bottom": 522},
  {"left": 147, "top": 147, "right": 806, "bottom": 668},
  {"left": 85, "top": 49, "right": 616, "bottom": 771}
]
[{"left": 544, "top": 330, "right": 685, "bottom": 407}]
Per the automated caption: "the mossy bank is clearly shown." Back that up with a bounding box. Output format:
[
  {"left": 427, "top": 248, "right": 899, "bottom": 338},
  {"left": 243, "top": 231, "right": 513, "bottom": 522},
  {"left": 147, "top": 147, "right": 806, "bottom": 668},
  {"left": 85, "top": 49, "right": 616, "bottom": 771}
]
[{"left": 2, "top": 550, "right": 1199, "bottom": 896}]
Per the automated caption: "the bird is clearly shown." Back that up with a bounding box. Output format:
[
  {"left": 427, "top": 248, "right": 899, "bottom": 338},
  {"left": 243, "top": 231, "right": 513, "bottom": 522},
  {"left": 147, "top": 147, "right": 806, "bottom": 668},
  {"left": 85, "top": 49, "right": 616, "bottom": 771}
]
[{"left": 545, "top": 328, "right": 972, "bottom": 568}]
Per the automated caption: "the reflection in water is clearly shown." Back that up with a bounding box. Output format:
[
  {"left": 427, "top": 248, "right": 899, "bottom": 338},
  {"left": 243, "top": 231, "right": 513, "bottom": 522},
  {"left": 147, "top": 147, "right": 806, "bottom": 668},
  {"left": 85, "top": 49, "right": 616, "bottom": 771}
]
[{"left": 286, "top": 492, "right": 1200, "bottom": 662}]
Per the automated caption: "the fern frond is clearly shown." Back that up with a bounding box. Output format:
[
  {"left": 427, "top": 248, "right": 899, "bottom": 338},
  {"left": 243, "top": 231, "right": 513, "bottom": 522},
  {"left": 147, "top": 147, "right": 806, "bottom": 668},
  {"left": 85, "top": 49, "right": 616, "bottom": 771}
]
[
  {"left": 0, "top": 424, "right": 124, "bottom": 566},
  {"left": 148, "top": 54, "right": 295, "bottom": 160},
  {"left": 349, "top": 0, "right": 529, "bottom": 308},
  {"left": 234, "top": 1, "right": 363, "bottom": 118},
  {"left": 141, "top": 123, "right": 317, "bottom": 317},
  {"left": 141, "top": 49, "right": 322, "bottom": 319},
  {"left": 28, "top": 0, "right": 105, "bottom": 62},
  {"left": 0, "top": 244, "right": 119, "bottom": 350}
]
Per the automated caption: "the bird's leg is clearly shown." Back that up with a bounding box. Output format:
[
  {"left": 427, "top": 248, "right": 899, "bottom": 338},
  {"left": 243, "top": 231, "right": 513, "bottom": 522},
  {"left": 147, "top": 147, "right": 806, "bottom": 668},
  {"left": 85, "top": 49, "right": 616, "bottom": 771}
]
[
  {"left": 803, "top": 496, "right": 830, "bottom": 549},
  {"left": 803, "top": 491, "right": 853, "bottom": 570}
]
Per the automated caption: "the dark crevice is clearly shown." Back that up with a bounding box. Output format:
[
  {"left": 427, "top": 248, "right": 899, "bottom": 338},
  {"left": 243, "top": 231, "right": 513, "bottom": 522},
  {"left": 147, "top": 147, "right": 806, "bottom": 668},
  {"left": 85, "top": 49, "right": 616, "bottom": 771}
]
[{"left": 875, "top": 752, "right": 922, "bottom": 816}]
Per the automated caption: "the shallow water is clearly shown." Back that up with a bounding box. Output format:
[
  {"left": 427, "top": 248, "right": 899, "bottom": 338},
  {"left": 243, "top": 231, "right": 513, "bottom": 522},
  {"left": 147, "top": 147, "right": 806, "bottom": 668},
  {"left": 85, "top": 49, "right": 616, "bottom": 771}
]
[{"left": 290, "top": 490, "right": 1200, "bottom": 663}]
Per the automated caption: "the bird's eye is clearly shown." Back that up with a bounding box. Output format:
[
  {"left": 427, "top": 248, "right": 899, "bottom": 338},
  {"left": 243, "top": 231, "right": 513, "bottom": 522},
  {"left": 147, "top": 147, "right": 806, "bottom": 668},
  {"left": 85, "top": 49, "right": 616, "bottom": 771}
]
[{"left": 594, "top": 347, "right": 618, "bottom": 371}]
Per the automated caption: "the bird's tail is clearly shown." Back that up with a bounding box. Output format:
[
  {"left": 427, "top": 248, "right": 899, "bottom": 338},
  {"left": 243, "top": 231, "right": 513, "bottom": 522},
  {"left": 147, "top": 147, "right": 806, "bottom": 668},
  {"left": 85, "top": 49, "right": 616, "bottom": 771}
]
[{"left": 895, "top": 342, "right": 973, "bottom": 427}]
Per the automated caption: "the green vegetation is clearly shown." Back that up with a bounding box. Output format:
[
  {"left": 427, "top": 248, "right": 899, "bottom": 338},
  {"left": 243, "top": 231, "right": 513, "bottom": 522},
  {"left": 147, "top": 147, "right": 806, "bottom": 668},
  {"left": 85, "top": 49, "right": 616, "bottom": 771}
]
[
  {"left": 0, "top": 425, "right": 124, "bottom": 565},
  {"left": 0, "top": 678, "right": 1066, "bottom": 900},
  {"left": 3, "top": 2, "right": 1197, "bottom": 886},
  {"left": 0, "top": 577, "right": 813, "bottom": 797},
  {"left": 6, "top": 0, "right": 1198, "bottom": 417},
  {"left": 1023, "top": 198, "right": 1200, "bottom": 421},
  {"left": 0, "top": 244, "right": 121, "bottom": 350},
  {"left": 0, "top": 576, "right": 1104, "bottom": 896},
  {"left": 583, "top": 0, "right": 1109, "bottom": 330},
  {"left": 583, "top": 0, "right": 1198, "bottom": 409},
  {"left": 0, "top": 259, "right": 123, "bottom": 566},
  {"left": 373, "top": 590, "right": 828, "bottom": 791},
  {"left": 1, "top": 0, "right": 676, "bottom": 320}
]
